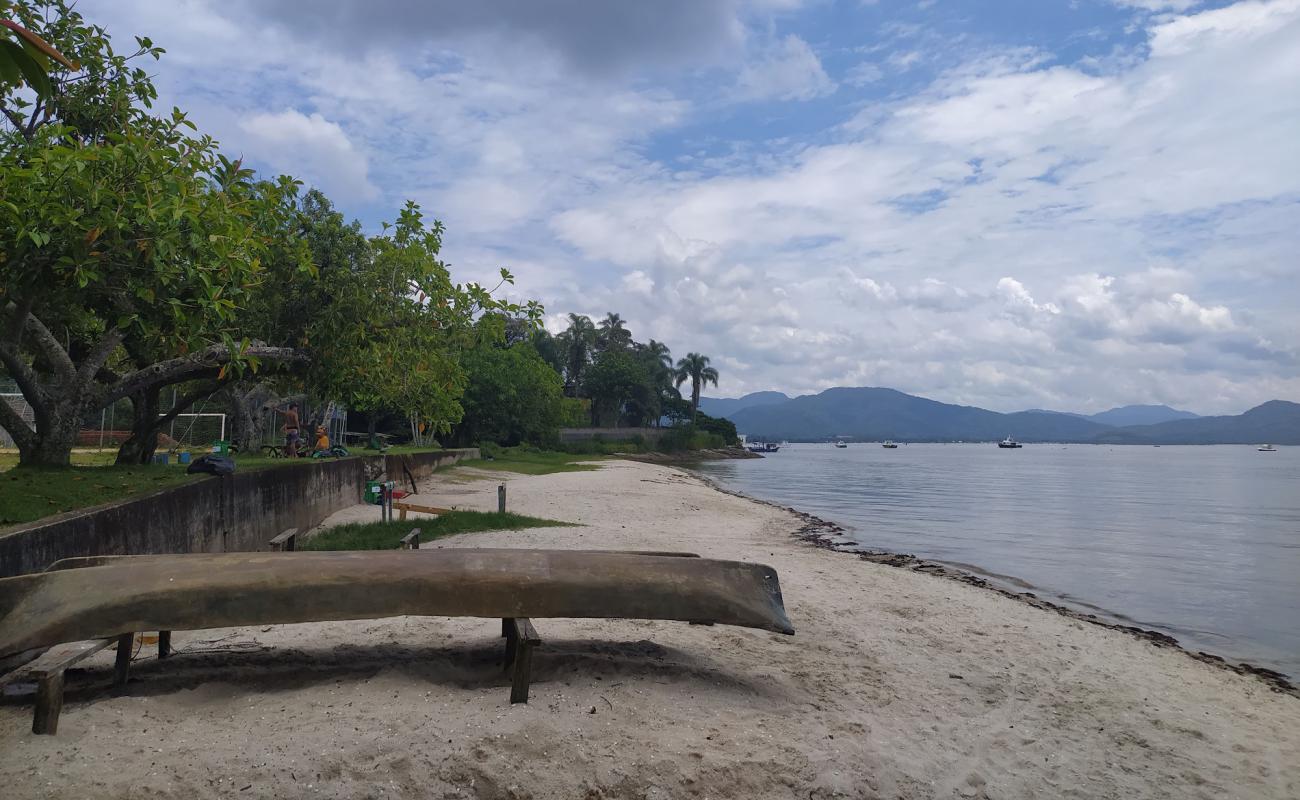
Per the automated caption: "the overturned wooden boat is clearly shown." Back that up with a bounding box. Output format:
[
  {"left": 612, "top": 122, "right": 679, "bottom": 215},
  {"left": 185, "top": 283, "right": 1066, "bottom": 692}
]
[{"left": 0, "top": 549, "right": 794, "bottom": 660}]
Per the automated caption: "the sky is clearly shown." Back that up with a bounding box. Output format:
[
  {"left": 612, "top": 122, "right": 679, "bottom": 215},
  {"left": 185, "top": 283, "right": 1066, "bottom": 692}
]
[{"left": 82, "top": 0, "right": 1300, "bottom": 414}]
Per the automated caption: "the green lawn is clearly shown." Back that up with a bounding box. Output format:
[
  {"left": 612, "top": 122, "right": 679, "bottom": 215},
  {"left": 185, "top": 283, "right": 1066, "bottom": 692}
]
[
  {"left": 301, "top": 510, "right": 572, "bottom": 550},
  {"left": 0, "top": 462, "right": 200, "bottom": 526}
]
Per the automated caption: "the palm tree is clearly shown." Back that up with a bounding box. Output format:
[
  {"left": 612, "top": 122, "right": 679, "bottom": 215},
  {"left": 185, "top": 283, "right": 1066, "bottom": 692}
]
[
  {"left": 597, "top": 312, "right": 633, "bottom": 352},
  {"left": 644, "top": 339, "right": 673, "bottom": 372},
  {"left": 674, "top": 353, "right": 719, "bottom": 423},
  {"left": 559, "top": 314, "right": 596, "bottom": 396}
]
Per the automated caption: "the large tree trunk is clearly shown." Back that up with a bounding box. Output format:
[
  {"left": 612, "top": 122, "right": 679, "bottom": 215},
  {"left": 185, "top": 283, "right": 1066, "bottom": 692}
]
[
  {"left": 228, "top": 382, "right": 278, "bottom": 454},
  {"left": 18, "top": 400, "right": 82, "bottom": 467},
  {"left": 114, "top": 387, "right": 162, "bottom": 465}
]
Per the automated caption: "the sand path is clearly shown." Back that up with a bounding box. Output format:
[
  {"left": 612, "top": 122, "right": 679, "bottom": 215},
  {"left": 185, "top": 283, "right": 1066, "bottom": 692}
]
[{"left": 1, "top": 460, "right": 1295, "bottom": 798}]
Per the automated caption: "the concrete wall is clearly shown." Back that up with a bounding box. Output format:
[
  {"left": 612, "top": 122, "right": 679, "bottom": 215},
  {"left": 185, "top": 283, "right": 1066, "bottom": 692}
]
[
  {"left": 0, "top": 449, "right": 477, "bottom": 578},
  {"left": 558, "top": 427, "right": 668, "bottom": 443}
]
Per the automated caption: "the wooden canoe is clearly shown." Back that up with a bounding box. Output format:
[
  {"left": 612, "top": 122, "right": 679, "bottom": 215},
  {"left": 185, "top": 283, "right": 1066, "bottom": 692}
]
[{"left": 0, "top": 549, "right": 793, "bottom": 657}]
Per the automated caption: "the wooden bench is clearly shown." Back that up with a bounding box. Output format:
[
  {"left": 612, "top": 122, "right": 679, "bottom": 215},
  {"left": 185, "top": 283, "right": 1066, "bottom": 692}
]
[
  {"left": 392, "top": 502, "right": 452, "bottom": 521},
  {"left": 1, "top": 549, "right": 794, "bottom": 731},
  {"left": 400, "top": 528, "right": 422, "bottom": 550},
  {"left": 0, "top": 633, "right": 171, "bottom": 734}
]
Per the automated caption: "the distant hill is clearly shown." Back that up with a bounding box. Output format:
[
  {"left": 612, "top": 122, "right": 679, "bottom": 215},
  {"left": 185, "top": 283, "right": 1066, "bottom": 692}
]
[
  {"left": 698, "top": 391, "right": 791, "bottom": 418},
  {"left": 729, "top": 387, "right": 1110, "bottom": 442},
  {"left": 1021, "top": 404, "right": 1199, "bottom": 426},
  {"left": 728, "top": 387, "right": 1300, "bottom": 444},
  {"left": 1092, "top": 400, "right": 1300, "bottom": 445},
  {"left": 1087, "top": 405, "right": 1199, "bottom": 426}
]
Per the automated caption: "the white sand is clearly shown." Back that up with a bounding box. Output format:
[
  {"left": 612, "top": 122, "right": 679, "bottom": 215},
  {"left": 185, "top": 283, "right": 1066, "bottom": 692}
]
[{"left": 1, "top": 459, "right": 1296, "bottom": 798}]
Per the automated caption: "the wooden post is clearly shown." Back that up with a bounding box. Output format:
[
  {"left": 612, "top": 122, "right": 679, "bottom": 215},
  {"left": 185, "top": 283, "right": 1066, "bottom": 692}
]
[
  {"left": 506, "top": 617, "right": 540, "bottom": 704},
  {"left": 158, "top": 630, "right": 172, "bottom": 659},
  {"left": 32, "top": 671, "right": 64, "bottom": 735},
  {"left": 113, "top": 633, "right": 132, "bottom": 685},
  {"left": 497, "top": 483, "right": 506, "bottom": 514}
]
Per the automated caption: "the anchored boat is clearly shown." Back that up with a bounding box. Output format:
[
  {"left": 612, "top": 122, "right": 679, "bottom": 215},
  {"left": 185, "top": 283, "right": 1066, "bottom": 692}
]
[{"left": 998, "top": 436, "right": 1022, "bottom": 449}]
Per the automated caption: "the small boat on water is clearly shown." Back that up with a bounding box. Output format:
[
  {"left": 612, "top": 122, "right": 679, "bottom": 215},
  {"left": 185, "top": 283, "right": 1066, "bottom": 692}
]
[
  {"left": 833, "top": 440, "right": 848, "bottom": 448},
  {"left": 882, "top": 440, "right": 898, "bottom": 449},
  {"left": 998, "top": 436, "right": 1022, "bottom": 449},
  {"left": 745, "top": 442, "right": 781, "bottom": 453},
  {"left": 1258, "top": 444, "right": 1277, "bottom": 452}
]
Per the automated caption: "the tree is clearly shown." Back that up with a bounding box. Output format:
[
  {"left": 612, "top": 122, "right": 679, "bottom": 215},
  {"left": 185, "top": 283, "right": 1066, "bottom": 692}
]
[
  {"left": 557, "top": 313, "right": 596, "bottom": 396},
  {"left": 3, "top": 1, "right": 163, "bottom": 143},
  {"left": 674, "top": 353, "right": 719, "bottom": 423},
  {"left": 597, "top": 312, "right": 632, "bottom": 352},
  {"left": 584, "top": 349, "right": 649, "bottom": 427},
  {"left": 0, "top": 113, "right": 307, "bottom": 466},
  {"left": 1, "top": 15, "right": 78, "bottom": 99},
  {"left": 303, "top": 200, "right": 539, "bottom": 442},
  {"left": 453, "top": 339, "right": 563, "bottom": 447}
]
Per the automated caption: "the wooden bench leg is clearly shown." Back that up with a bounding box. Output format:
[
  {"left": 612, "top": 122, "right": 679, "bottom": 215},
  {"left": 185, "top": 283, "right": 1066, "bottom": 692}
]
[
  {"left": 510, "top": 639, "right": 534, "bottom": 704},
  {"left": 502, "top": 618, "right": 518, "bottom": 669},
  {"left": 114, "top": 633, "right": 133, "bottom": 686},
  {"left": 158, "top": 630, "right": 172, "bottom": 659},
  {"left": 32, "top": 670, "right": 64, "bottom": 735}
]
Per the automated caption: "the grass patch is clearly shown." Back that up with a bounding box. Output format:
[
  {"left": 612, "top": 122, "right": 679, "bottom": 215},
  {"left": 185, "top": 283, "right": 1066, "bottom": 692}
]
[
  {"left": 0, "top": 463, "right": 200, "bottom": 526},
  {"left": 452, "top": 446, "right": 604, "bottom": 476},
  {"left": 301, "top": 510, "right": 571, "bottom": 550}
]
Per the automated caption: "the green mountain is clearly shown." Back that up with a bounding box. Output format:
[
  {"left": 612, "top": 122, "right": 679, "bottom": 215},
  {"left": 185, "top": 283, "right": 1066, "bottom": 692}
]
[
  {"left": 698, "top": 391, "right": 791, "bottom": 418},
  {"left": 726, "top": 387, "right": 1299, "bottom": 444}
]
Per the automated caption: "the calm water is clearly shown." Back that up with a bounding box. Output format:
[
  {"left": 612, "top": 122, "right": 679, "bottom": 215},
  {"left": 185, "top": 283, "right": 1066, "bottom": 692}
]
[{"left": 696, "top": 443, "right": 1300, "bottom": 679}]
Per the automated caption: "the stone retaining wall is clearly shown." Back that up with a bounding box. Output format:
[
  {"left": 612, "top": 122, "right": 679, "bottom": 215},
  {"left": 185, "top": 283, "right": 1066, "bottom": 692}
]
[{"left": 0, "top": 449, "right": 477, "bottom": 578}]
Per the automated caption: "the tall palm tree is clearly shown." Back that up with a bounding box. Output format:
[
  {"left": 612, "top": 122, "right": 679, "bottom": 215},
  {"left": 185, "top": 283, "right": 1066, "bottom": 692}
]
[
  {"left": 644, "top": 339, "right": 673, "bottom": 372},
  {"left": 674, "top": 352, "right": 719, "bottom": 423},
  {"left": 597, "top": 312, "right": 632, "bottom": 352},
  {"left": 559, "top": 314, "right": 596, "bottom": 396}
]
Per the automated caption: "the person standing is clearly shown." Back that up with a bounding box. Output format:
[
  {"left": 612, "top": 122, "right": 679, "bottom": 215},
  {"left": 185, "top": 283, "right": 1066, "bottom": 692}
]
[{"left": 281, "top": 402, "right": 301, "bottom": 458}]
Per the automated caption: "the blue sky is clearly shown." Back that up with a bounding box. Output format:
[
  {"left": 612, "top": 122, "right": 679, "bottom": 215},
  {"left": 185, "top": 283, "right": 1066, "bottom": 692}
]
[{"left": 86, "top": 0, "right": 1300, "bottom": 413}]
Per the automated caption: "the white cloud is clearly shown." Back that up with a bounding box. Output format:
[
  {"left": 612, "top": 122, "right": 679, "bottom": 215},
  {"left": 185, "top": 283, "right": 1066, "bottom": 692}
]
[
  {"left": 77, "top": 0, "right": 1300, "bottom": 414},
  {"left": 735, "top": 35, "right": 836, "bottom": 101},
  {"left": 239, "top": 110, "right": 377, "bottom": 200}
]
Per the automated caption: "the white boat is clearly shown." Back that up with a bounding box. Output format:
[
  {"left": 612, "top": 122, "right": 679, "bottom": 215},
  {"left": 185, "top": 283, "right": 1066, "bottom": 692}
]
[
  {"left": 1258, "top": 444, "right": 1277, "bottom": 452},
  {"left": 998, "top": 436, "right": 1022, "bottom": 449},
  {"left": 882, "top": 440, "right": 898, "bottom": 449},
  {"left": 833, "top": 440, "right": 848, "bottom": 448}
]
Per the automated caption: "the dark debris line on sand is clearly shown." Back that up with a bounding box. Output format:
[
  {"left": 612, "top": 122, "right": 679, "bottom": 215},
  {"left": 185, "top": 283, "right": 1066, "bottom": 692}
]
[{"left": 692, "top": 472, "right": 1299, "bottom": 698}]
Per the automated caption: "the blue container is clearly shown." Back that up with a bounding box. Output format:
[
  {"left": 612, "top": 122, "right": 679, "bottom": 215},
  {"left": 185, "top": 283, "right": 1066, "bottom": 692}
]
[
  {"left": 178, "top": 451, "right": 192, "bottom": 465},
  {"left": 152, "top": 453, "right": 169, "bottom": 465}
]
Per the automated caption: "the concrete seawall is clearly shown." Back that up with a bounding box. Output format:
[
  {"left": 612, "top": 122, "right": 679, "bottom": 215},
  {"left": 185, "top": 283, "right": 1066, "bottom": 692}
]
[{"left": 0, "top": 449, "right": 477, "bottom": 578}]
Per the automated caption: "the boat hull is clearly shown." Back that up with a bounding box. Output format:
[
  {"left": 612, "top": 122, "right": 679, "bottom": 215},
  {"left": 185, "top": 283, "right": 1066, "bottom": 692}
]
[{"left": 0, "top": 549, "right": 795, "bottom": 657}]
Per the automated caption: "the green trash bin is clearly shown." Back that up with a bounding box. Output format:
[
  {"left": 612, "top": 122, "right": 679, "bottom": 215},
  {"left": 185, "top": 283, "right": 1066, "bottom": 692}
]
[
  {"left": 365, "top": 480, "right": 383, "bottom": 505},
  {"left": 211, "top": 441, "right": 230, "bottom": 456}
]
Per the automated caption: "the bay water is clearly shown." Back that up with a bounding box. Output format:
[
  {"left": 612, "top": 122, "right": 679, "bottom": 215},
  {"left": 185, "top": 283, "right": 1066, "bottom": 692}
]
[{"left": 695, "top": 443, "right": 1300, "bottom": 679}]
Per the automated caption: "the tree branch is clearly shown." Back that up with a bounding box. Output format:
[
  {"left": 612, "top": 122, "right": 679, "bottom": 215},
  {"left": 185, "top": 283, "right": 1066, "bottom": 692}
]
[
  {"left": 75, "top": 328, "right": 124, "bottom": 384},
  {"left": 20, "top": 311, "right": 76, "bottom": 384},
  {"left": 101, "top": 346, "right": 308, "bottom": 407},
  {"left": 0, "top": 338, "right": 46, "bottom": 412},
  {"left": 157, "top": 379, "right": 227, "bottom": 426},
  {"left": 0, "top": 391, "right": 35, "bottom": 451}
]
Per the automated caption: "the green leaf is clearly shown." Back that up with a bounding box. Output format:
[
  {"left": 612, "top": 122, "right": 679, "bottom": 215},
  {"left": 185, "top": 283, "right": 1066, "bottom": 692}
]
[{"left": 0, "top": 39, "right": 51, "bottom": 97}]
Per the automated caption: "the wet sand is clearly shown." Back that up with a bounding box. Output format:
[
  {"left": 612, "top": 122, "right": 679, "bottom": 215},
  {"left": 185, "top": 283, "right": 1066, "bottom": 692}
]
[{"left": 1, "top": 459, "right": 1296, "bottom": 798}]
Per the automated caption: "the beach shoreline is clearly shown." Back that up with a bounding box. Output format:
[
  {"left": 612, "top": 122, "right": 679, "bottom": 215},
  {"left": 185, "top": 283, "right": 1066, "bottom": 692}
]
[
  {"left": 2, "top": 459, "right": 1296, "bottom": 799},
  {"left": 691, "top": 471, "right": 1299, "bottom": 698}
]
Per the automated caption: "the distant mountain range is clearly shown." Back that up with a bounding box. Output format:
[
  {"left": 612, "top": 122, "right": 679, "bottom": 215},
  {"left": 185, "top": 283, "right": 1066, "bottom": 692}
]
[
  {"left": 1020, "top": 404, "right": 1200, "bottom": 427},
  {"left": 702, "top": 387, "right": 1299, "bottom": 444}
]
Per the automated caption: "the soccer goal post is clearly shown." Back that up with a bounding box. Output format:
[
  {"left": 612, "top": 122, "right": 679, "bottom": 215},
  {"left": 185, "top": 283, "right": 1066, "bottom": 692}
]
[{"left": 159, "top": 412, "right": 227, "bottom": 449}]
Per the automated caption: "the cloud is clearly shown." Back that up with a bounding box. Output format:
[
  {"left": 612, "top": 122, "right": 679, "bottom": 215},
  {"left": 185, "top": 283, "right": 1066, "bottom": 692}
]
[
  {"left": 239, "top": 110, "right": 376, "bottom": 200},
  {"left": 76, "top": 0, "right": 1300, "bottom": 414},
  {"left": 735, "top": 35, "right": 836, "bottom": 101},
  {"left": 244, "top": 0, "right": 746, "bottom": 77}
]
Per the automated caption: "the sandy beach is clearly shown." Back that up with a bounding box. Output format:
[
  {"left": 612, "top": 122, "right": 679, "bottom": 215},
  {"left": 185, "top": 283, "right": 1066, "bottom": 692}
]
[{"left": 1, "top": 459, "right": 1296, "bottom": 799}]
